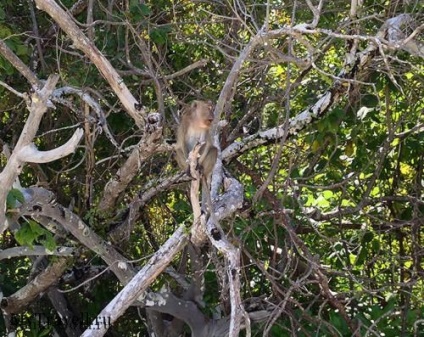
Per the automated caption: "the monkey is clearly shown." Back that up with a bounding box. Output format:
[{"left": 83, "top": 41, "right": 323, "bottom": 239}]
[
  {"left": 175, "top": 100, "right": 217, "bottom": 181},
  {"left": 175, "top": 100, "right": 220, "bottom": 262}
]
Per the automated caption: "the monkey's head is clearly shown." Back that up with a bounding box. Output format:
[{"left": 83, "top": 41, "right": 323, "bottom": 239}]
[{"left": 191, "top": 100, "right": 214, "bottom": 129}]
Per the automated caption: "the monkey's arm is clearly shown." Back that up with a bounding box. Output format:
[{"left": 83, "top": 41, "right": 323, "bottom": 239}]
[{"left": 175, "top": 145, "right": 188, "bottom": 170}]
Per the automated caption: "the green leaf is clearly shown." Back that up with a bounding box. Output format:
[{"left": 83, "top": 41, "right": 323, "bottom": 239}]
[
  {"left": 15, "top": 44, "right": 28, "bottom": 57},
  {"left": 371, "top": 238, "right": 380, "bottom": 251},
  {"left": 38, "top": 327, "right": 53, "bottom": 337},
  {"left": 355, "top": 246, "right": 368, "bottom": 266},
  {"left": 41, "top": 232, "right": 57, "bottom": 252},
  {"left": 0, "top": 7, "right": 5, "bottom": 21},
  {"left": 139, "top": 3, "right": 151, "bottom": 16},
  {"left": 150, "top": 26, "right": 171, "bottom": 45},
  {"left": 28, "top": 219, "right": 46, "bottom": 236},
  {"left": 15, "top": 220, "right": 55, "bottom": 250},
  {"left": 6, "top": 188, "right": 25, "bottom": 209},
  {"left": 15, "top": 222, "right": 38, "bottom": 248},
  {"left": 0, "top": 25, "right": 12, "bottom": 38},
  {"left": 361, "top": 231, "right": 374, "bottom": 244},
  {"left": 129, "top": 0, "right": 151, "bottom": 21}
]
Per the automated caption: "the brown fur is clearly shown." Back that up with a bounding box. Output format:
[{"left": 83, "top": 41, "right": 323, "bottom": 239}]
[{"left": 175, "top": 100, "right": 217, "bottom": 178}]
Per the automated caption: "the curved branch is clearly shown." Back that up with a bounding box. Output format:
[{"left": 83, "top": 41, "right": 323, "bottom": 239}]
[
  {"left": 17, "top": 128, "right": 83, "bottom": 163},
  {"left": 53, "top": 87, "right": 121, "bottom": 149},
  {"left": 221, "top": 14, "right": 419, "bottom": 162},
  {"left": 0, "top": 75, "right": 59, "bottom": 235}
]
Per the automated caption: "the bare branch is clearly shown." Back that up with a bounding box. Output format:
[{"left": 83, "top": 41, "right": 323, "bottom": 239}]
[
  {"left": 205, "top": 215, "right": 247, "bottom": 337},
  {"left": 18, "top": 187, "right": 134, "bottom": 284},
  {"left": 120, "top": 59, "right": 209, "bottom": 81},
  {"left": 222, "top": 14, "right": 419, "bottom": 161},
  {"left": 80, "top": 225, "right": 189, "bottom": 337},
  {"left": 0, "top": 246, "right": 74, "bottom": 260},
  {"left": 34, "top": 0, "right": 145, "bottom": 127},
  {"left": 98, "top": 127, "right": 165, "bottom": 214},
  {"left": 17, "top": 128, "right": 83, "bottom": 163},
  {"left": 0, "top": 80, "right": 26, "bottom": 98},
  {"left": 145, "top": 291, "right": 207, "bottom": 336},
  {"left": 0, "top": 39, "right": 40, "bottom": 88},
  {"left": 0, "top": 257, "right": 68, "bottom": 315},
  {"left": 0, "top": 75, "right": 60, "bottom": 234}
]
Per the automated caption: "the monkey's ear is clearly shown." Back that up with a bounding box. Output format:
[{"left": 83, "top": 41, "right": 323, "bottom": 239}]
[
  {"left": 191, "top": 101, "right": 198, "bottom": 109},
  {"left": 179, "top": 102, "right": 189, "bottom": 116}
]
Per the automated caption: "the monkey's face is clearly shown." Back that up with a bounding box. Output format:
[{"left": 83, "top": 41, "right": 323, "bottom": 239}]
[
  {"left": 197, "top": 113, "right": 213, "bottom": 129},
  {"left": 193, "top": 101, "right": 214, "bottom": 129},
  {"left": 193, "top": 117, "right": 211, "bottom": 129}
]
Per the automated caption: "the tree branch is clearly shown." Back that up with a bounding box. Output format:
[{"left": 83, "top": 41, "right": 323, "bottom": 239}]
[
  {"left": 17, "top": 128, "right": 83, "bottom": 163},
  {"left": 0, "top": 246, "right": 74, "bottom": 260},
  {"left": 18, "top": 187, "right": 134, "bottom": 285},
  {"left": 145, "top": 291, "right": 207, "bottom": 336},
  {"left": 98, "top": 126, "right": 165, "bottom": 214},
  {"left": 80, "top": 225, "right": 189, "bottom": 337},
  {"left": 34, "top": 0, "right": 145, "bottom": 127},
  {"left": 0, "top": 257, "right": 69, "bottom": 315},
  {"left": 0, "top": 75, "right": 61, "bottom": 235},
  {"left": 0, "top": 39, "right": 40, "bottom": 88}
]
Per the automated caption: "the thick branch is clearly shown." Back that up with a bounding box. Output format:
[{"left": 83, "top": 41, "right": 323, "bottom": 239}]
[
  {"left": 19, "top": 187, "right": 134, "bottom": 285},
  {"left": 34, "top": 0, "right": 145, "bottom": 127},
  {"left": 98, "top": 128, "right": 164, "bottom": 214},
  {"left": 0, "top": 257, "right": 68, "bottom": 314},
  {"left": 18, "top": 188, "right": 200, "bottom": 336},
  {"left": 0, "top": 75, "right": 60, "bottom": 234},
  {"left": 80, "top": 225, "right": 189, "bottom": 337},
  {"left": 203, "top": 176, "right": 245, "bottom": 337},
  {"left": 145, "top": 291, "right": 207, "bottom": 336},
  {"left": 17, "top": 128, "right": 83, "bottom": 163},
  {"left": 222, "top": 14, "right": 419, "bottom": 162},
  {"left": 205, "top": 214, "right": 247, "bottom": 337}
]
